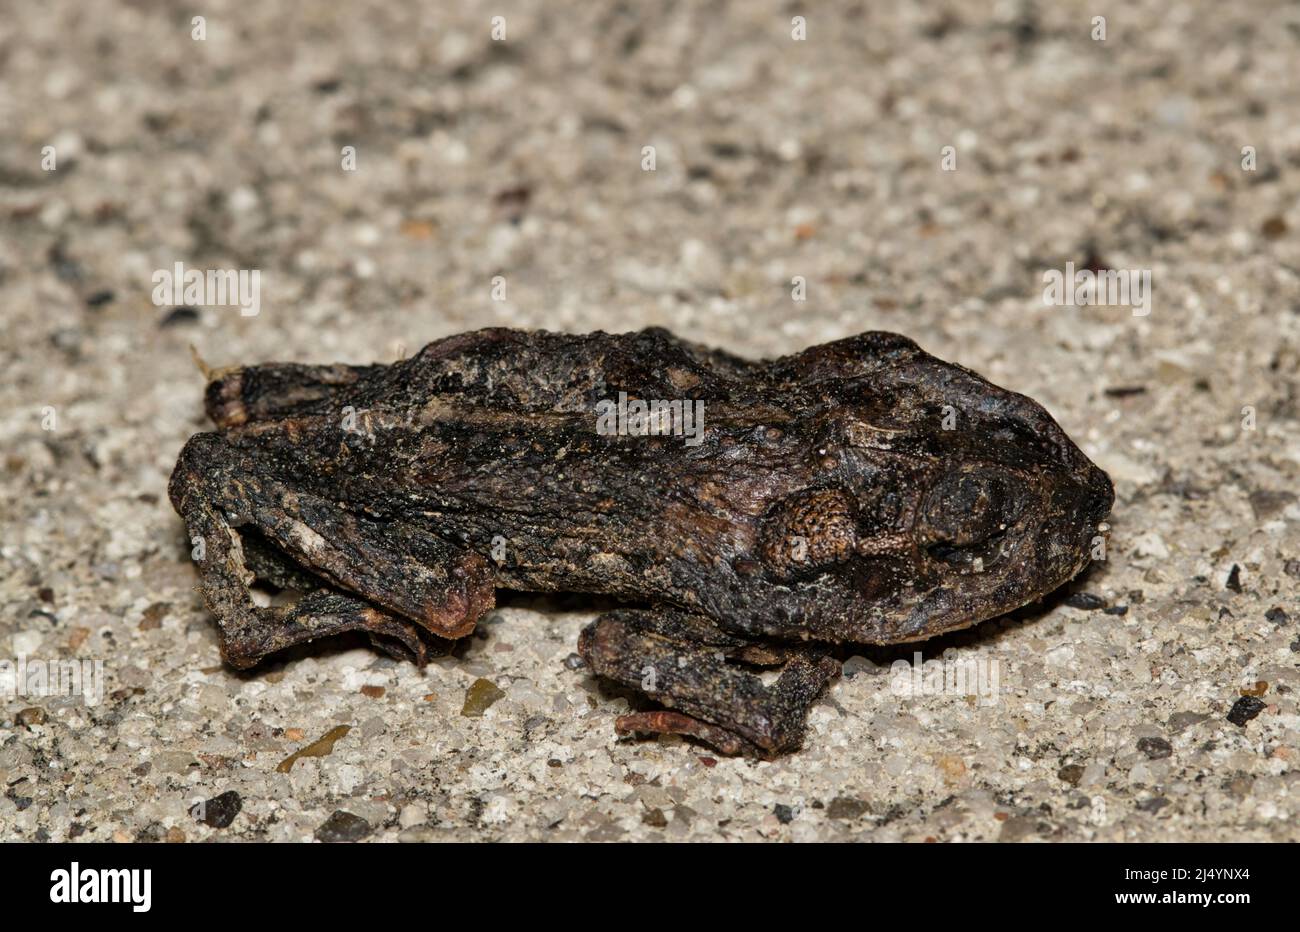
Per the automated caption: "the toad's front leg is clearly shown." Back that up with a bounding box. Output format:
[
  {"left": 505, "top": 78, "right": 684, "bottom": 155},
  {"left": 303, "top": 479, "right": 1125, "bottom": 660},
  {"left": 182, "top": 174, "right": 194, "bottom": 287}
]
[{"left": 578, "top": 609, "right": 841, "bottom": 758}]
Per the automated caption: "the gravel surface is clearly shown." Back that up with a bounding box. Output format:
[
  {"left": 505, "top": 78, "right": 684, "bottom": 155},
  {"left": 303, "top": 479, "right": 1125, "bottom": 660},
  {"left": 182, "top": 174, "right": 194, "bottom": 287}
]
[{"left": 1, "top": 1, "right": 1297, "bottom": 841}]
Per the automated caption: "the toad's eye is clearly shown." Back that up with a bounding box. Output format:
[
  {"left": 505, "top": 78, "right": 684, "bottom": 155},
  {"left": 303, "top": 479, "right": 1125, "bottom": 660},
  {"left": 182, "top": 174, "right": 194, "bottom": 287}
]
[
  {"left": 759, "top": 487, "right": 858, "bottom": 579},
  {"left": 920, "top": 469, "right": 1017, "bottom": 548}
]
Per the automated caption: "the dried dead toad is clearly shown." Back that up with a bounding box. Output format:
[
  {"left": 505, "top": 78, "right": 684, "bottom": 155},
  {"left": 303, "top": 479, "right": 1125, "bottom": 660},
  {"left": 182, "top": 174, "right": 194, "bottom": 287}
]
[{"left": 169, "top": 327, "right": 1113, "bottom": 757}]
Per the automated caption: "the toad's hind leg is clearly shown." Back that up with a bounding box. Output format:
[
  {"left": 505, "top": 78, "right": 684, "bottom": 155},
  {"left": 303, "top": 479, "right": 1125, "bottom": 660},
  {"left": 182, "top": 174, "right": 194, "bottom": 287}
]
[
  {"left": 169, "top": 433, "right": 494, "bottom": 668},
  {"left": 578, "top": 609, "right": 841, "bottom": 758},
  {"left": 237, "top": 529, "right": 454, "bottom": 664},
  {"left": 168, "top": 479, "right": 434, "bottom": 667}
]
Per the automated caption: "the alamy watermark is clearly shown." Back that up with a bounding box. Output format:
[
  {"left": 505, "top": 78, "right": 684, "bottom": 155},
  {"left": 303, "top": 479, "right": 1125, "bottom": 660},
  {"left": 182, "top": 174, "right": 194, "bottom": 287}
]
[
  {"left": 595, "top": 392, "right": 705, "bottom": 447},
  {"left": 152, "top": 261, "right": 261, "bottom": 317},
  {"left": 1043, "top": 261, "right": 1151, "bottom": 317},
  {"left": 889, "top": 649, "right": 1001, "bottom": 706},
  {"left": 50, "top": 862, "right": 151, "bottom": 912},
  {"left": 1, "top": 656, "right": 105, "bottom": 707}
]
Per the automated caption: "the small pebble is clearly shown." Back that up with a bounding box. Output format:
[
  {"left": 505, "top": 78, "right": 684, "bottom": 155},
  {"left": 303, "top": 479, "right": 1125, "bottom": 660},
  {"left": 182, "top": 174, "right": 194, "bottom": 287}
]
[
  {"left": 139, "top": 601, "right": 169, "bottom": 630},
  {"left": 1168, "top": 711, "right": 1209, "bottom": 732},
  {"left": 16, "top": 707, "right": 46, "bottom": 727},
  {"left": 461, "top": 678, "right": 505, "bottom": 717},
  {"left": 1065, "top": 592, "right": 1107, "bottom": 610},
  {"left": 196, "top": 790, "right": 242, "bottom": 829},
  {"left": 159, "top": 307, "right": 200, "bottom": 327},
  {"left": 1058, "top": 763, "right": 1085, "bottom": 786},
  {"left": 276, "top": 724, "right": 351, "bottom": 773},
  {"left": 315, "top": 810, "right": 371, "bottom": 843},
  {"left": 826, "top": 796, "right": 870, "bottom": 820},
  {"left": 1261, "top": 215, "right": 1288, "bottom": 239},
  {"left": 1226, "top": 696, "right": 1266, "bottom": 727},
  {"left": 1136, "top": 736, "right": 1172, "bottom": 760}
]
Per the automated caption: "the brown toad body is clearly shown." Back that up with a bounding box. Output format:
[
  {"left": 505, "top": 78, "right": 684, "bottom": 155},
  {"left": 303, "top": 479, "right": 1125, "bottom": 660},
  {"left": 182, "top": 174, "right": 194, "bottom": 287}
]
[{"left": 170, "top": 328, "right": 1113, "bottom": 756}]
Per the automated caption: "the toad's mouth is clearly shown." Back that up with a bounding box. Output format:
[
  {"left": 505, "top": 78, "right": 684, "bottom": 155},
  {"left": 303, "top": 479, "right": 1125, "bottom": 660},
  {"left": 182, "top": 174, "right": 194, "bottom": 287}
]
[{"left": 924, "top": 524, "right": 1012, "bottom": 573}]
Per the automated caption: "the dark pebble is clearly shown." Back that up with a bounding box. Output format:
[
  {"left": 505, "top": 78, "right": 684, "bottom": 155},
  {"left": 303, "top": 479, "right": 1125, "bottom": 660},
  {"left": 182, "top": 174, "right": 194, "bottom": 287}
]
[
  {"left": 826, "top": 796, "right": 870, "bottom": 820},
  {"left": 1135, "top": 797, "right": 1169, "bottom": 814},
  {"left": 1102, "top": 604, "right": 1129, "bottom": 616},
  {"left": 562, "top": 652, "right": 586, "bottom": 671},
  {"left": 1285, "top": 560, "right": 1300, "bottom": 579},
  {"left": 315, "top": 809, "right": 371, "bottom": 843},
  {"left": 84, "top": 289, "right": 115, "bottom": 308},
  {"left": 1248, "top": 489, "right": 1295, "bottom": 520},
  {"left": 774, "top": 803, "right": 794, "bottom": 824},
  {"left": 1261, "top": 215, "right": 1288, "bottom": 239},
  {"left": 1291, "top": 640, "right": 1300, "bottom": 653},
  {"left": 493, "top": 184, "right": 533, "bottom": 209},
  {"left": 48, "top": 242, "right": 83, "bottom": 282},
  {"left": 1225, "top": 564, "right": 1242, "bottom": 592},
  {"left": 16, "top": 707, "right": 46, "bottom": 727},
  {"left": 196, "top": 790, "right": 242, "bottom": 829},
  {"left": 135, "top": 822, "right": 167, "bottom": 843},
  {"left": 1136, "top": 736, "right": 1172, "bottom": 760},
  {"left": 1167, "top": 711, "right": 1209, "bottom": 732},
  {"left": 1265, "top": 606, "right": 1289, "bottom": 624},
  {"left": 159, "top": 307, "right": 200, "bottom": 327},
  {"left": 1058, "top": 763, "right": 1085, "bottom": 786},
  {"left": 1226, "top": 696, "right": 1266, "bottom": 727},
  {"left": 1065, "top": 592, "right": 1107, "bottom": 610}
]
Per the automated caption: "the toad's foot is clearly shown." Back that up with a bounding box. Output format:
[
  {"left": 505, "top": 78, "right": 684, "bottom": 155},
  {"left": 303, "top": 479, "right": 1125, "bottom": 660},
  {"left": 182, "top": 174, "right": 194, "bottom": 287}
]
[{"left": 578, "top": 609, "right": 841, "bottom": 758}]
